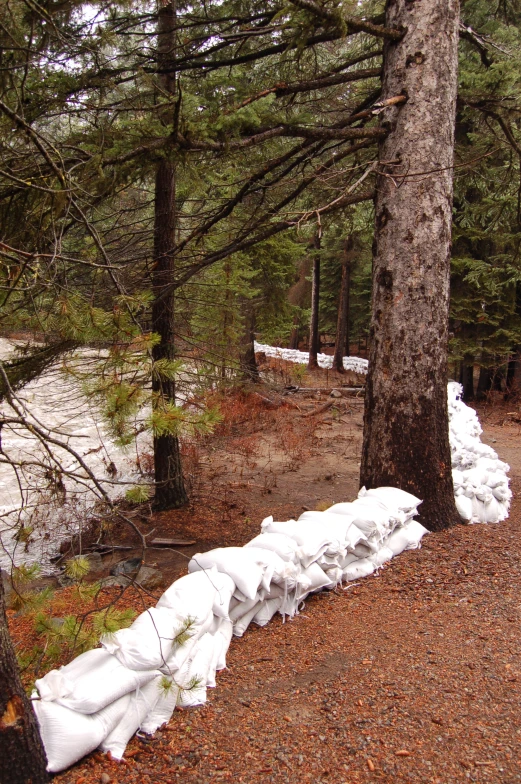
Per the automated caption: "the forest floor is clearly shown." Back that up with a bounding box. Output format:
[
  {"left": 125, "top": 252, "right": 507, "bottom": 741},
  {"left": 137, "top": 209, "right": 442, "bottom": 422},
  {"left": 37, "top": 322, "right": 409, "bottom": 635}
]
[{"left": 9, "top": 372, "right": 521, "bottom": 784}]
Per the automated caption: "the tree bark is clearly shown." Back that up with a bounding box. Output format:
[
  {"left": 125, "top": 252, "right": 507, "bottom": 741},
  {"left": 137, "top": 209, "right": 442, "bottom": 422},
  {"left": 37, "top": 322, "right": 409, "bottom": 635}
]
[
  {"left": 459, "top": 354, "right": 474, "bottom": 401},
  {"left": 332, "top": 236, "right": 353, "bottom": 372},
  {"left": 476, "top": 363, "right": 492, "bottom": 401},
  {"left": 307, "top": 235, "right": 321, "bottom": 369},
  {"left": 0, "top": 578, "right": 49, "bottom": 783},
  {"left": 288, "top": 314, "right": 300, "bottom": 349},
  {"left": 239, "top": 308, "right": 259, "bottom": 383},
  {"left": 360, "top": 0, "right": 461, "bottom": 532},
  {"left": 152, "top": 0, "right": 188, "bottom": 511}
]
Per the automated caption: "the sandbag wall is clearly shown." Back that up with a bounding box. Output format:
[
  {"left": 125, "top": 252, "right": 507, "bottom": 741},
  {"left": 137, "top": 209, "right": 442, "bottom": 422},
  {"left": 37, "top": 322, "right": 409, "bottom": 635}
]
[
  {"left": 32, "top": 383, "right": 511, "bottom": 773},
  {"left": 448, "top": 382, "right": 512, "bottom": 523},
  {"left": 33, "top": 487, "right": 428, "bottom": 772}
]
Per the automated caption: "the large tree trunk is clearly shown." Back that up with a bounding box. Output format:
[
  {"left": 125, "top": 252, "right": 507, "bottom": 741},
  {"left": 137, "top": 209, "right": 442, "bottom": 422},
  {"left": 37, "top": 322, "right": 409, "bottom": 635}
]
[
  {"left": 332, "top": 237, "right": 353, "bottom": 372},
  {"left": 360, "top": 0, "right": 460, "bottom": 532},
  {"left": 307, "top": 235, "right": 321, "bottom": 370},
  {"left": 0, "top": 578, "right": 49, "bottom": 783},
  {"left": 152, "top": 0, "right": 188, "bottom": 511}
]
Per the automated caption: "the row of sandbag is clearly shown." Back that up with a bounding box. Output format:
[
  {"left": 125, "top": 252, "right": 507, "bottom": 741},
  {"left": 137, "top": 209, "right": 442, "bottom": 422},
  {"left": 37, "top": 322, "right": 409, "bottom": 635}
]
[
  {"left": 32, "top": 487, "right": 428, "bottom": 772},
  {"left": 448, "top": 382, "right": 511, "bottom": 524},
  {"left": 253, "top": 341, "right": 369, "bottom": 375}
]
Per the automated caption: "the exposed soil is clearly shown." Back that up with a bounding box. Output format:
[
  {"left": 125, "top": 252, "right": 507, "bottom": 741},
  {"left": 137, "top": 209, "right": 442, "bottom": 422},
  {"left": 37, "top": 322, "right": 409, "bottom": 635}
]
[{"left": 10, "top": 385, "right": 521, "bottom": 784}]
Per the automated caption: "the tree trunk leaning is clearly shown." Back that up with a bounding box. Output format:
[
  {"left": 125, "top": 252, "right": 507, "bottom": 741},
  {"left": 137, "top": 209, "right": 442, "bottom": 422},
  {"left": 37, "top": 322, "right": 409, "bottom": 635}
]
[
  {"left": 152, "top": 0, "right": 188, "bottom": 511},
  {"left": 360, "top": 0, "right": 461, "bottom": 532},
  {"left": 308, "top": 235, "right": 321, "bottom": 370},
  {"left": 0, "top": 578, "right": 49, "bottom": 784}
]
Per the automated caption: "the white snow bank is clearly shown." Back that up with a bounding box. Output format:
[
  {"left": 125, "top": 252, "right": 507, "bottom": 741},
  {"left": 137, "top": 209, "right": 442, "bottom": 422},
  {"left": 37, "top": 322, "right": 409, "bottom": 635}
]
[{"left": 254, "top": 341, "right": 368, "bottom": 375}]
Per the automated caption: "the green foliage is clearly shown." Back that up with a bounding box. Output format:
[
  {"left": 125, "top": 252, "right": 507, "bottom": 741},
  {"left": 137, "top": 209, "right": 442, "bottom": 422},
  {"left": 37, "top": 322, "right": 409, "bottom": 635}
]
[
  {"left": 125, "top": 485, "right": 152, "bottom": 503},
  {"left": 64, "top": 556, "right": 91, "bottom": 582}
]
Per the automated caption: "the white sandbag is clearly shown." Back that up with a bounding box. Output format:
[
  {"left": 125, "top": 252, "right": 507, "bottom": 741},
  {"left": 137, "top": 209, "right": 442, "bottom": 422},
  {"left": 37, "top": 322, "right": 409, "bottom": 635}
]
[
  {"left": 471, "top": 496, "right": 487, "bottom": 523},
  {"left": 261, "top": 519, "right": 341, "bottom": 567},
  {"left": 370, "top": 546, "right": 393, "bottom": 568},
  {"left": 175, "top": 634, "right": 217, "bottom": 707},
  {"left": 214, "top": 619, "right": 233, "bottom": 670},
  {"left": 188, "top": 549, "right": 265, "bottom": 600},
  {"left": 484, "top": 496, "right": 500, "bottom": 523},
  {"left": 350, "top": 497, "right": 395, "bottom": 536},
  {"left": 229, "top": 595, "right": 261, "bottom": 622},
  {"left": 383, "top": 520, "right": 428, "bottom": 554},
  {"left": 33, "top": 691, "right": 131, "bottom": 773},
  {"left": 298, "top": 562, "right": 331, "bottom": 597},
  {"left": 299, "top": 511, "right": 369, "bottom": 552},
  {"left": 157, "top": 567, "right": 233, "bottom": 620},
  {"left": 35, "top": 648, "right": 159, "bottom": 714},
  {"left": 233, "top": 601, "right": 263, "bottom": 637},
  {"left": 241, "top": 546, "right": 297, "bottom": 590},
  {"left": 245, "top": 532, "right": 303, "bottom": 563},
  {"left": 342, "top": 557, "right": 375, "bottom": 582},
  {"left": 159, "top": 611, "right": 214, "bottom": 675},
  {"left": 101, "top": 606, "right": 181, "bottom": 671},
  {"left": 100, "top": 677, "right": 162, "bottom": 760},
  {"left": 140, "top": 680, "right": 179, "bottom": 735},
  {"left": 322, "top": 565, "right": 343, "bottom": 586},
  {"left": 339, "top": 552, "right": 360, "bottom": 568},
  {"left": 359, "top": 485, "right": 421, "bottom": 512},
  {"left": 455, "top": 494, "right": 472, "bottom": 521},
  {"left": 253, "top": 596, "right": 283, "bottom": 626},
  {"left": 492, "top": 484, "right": 511, "bottom": 502}
]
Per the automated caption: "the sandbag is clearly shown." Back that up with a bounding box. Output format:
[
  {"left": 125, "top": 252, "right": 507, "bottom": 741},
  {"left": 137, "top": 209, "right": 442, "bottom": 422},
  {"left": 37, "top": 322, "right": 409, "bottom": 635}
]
[
  {"left": 455, "top": 495, "right": 472, "bottom": 522},
  {"left": 157, "top": 567, "right": 233, "bottom": 620},
  {"left": 245, "top": 532, "right": 303, "bottom": 563},
  {"left": 214, "top": 619, "right": 233, "bottom": 670},
  {"left": 188, "top": 549, "right": 265, "bottom": 600},
  {"left": 233, "top": 601, "right": 263, "bottom": 637},
  {"left": 229, "top": 595, "right": 261, "bottom": 622},
  {"left": 33, "top": 691, "right": 131, "bottom": 773},
  {"left": 100, "top": 677, "right": 162, "bottom": 760},
  {"left": 140, "top": 680, "right": 179, "bottom": 735},
  {"left": 359, "top": 485, "right": 421, "bottom": 513},
  {"left": 370, "top": 546, "right": 394, "bottom": 568},
  {"left": 342, "top": 557, "right": 375, "bottom": 582},
  {"left": 261, "top": 518, "right": 341, "bottom": 566},
  {"left": 159, "top": 611, "right": 214, "bottom": 675},
  {"left": 35, "top": 648, "right": 159, "bottom": 714},
  {"left": 297, "top": 562, "right": 331, "bottom": 597},
  {"left": 253, "top": 597, "right": 283, "bottom": 626},
  {"left": 101, "top": 606, "right": 181, "bottom": 671}
]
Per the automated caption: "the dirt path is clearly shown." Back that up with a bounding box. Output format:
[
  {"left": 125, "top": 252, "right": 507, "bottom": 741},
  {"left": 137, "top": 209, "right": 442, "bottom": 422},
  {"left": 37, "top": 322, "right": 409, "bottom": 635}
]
[{"left": 51, "top": 399, "right": 521, "bottom": 784}]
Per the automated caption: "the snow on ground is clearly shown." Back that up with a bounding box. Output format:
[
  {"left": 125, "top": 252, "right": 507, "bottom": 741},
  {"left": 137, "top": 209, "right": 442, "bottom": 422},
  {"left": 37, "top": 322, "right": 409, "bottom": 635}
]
[{"left": 254, "top": 341, "right": 368, "bottom": 375}]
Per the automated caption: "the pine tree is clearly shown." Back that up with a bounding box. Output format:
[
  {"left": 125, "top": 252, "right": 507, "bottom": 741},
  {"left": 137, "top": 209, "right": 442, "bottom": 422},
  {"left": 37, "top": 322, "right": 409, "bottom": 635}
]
[{"left": 360, "top": 0, "right": 461, "bottom": 531}]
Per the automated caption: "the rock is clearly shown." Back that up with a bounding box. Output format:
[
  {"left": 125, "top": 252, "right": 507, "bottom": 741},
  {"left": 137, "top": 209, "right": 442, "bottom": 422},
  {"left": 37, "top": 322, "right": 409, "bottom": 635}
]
[
  {"left": 100, "top": 575, "right": 131, "bottom": 588},
  {"left": 100, "top": 772, "right": 111, "bottom": 784},
  {"left": 330, "top": 389, "right": 342, "bottom": 398},
  {"left": 84, "top": 552, "right": 105, "bottom": 573},
  {"left": 136, "top": 565, "right": 164, "bottom": 590},
  {"left": 110, "top": 557, "right": 142, "bottom": 578}
]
